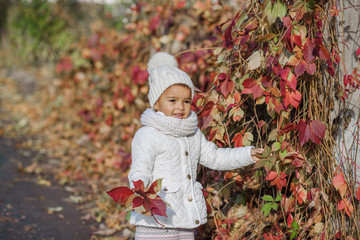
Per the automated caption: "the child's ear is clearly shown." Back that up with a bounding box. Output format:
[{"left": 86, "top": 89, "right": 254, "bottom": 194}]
[{"left": 154, "top": 102, "right": 158, "bottom": 111}]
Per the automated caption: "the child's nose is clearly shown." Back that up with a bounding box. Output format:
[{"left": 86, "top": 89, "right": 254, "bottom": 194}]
[{"left": 177, "top": 101, "right": 185, "bottom": 109}]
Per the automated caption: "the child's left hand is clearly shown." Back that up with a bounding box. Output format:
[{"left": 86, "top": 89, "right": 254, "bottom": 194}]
[{"left": 251, "top": 148, "right": 265, "bottom": 162}]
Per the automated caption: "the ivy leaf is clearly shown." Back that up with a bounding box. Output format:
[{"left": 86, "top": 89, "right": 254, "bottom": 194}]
[
  {"left": 222, "top": 12, "right": 240, "bottom": 48},
  {"left": 247, "top": 50, "right": 263, "bottom": 70},
  {"left": 287, "top": 213, "right": 293, "bottom": 227},
  {"left": 147, "top": 178, "right": 163, "bottom": 195},
  {"left": 148, "top": 198, "right": 167, "bottom": 217},
  {"left": 332, "top": 172, "right": 347, "bottom": 197},
  {"left": 242, "top": 78, "right": 264, "bottom": 99},
  {"left": 265, "top": 0, "right": 287, "bottom": 25},
  {"left": 283, "top": 88, "right": 302, "bottom": 109},
  {"left": 266, "top": 171, "right": 287, "bottom": 190},
  {"left": 107, "top": 179, "right": 168, "bottom": 220},
  {"left": 356, "top": 186, "right": 360, "bottom": 200},
  {"left": 106, "top": 186, "right": 134, "bottom": 205},
  {"left": 217, "top": 73, "right": 234, "bottom": 98},
  {"left": 356, "top": 47, "right": 360, "bottom": 59},
  {"left": 303, "top": 39, "right": 316, "bottom": 63},
  {"left": 265, "top": 171, "right": 278, "bottom": 181},
  {"left": 261, "top": 202, "right": 272, "bottom": 216},
  {"left": 338, "top": 199, "right": 353, "bottom": 217},
  {"left": 271, "top": 202, "right": 278, "bottom": 211},
  {"left": 296, "top": 119, "right": 325, "bottom": 145},
  {"left": 275, "top": 193, "right": 282, "bottom": 202},
  {"left": 133, "top": 179, "right": 145, "bottom": 194},
  {"left": 262, "top": 195, "right": 274, "bottom": 202}
]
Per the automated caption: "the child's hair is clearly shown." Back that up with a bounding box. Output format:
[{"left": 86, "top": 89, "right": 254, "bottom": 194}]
[{"left": 147, "top": 52, "right": 194, "bottom": 108}]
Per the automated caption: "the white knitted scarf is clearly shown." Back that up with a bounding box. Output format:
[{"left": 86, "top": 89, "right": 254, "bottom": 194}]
[{"left": 140, "top": 108, "right": 198, "bottom": 137}]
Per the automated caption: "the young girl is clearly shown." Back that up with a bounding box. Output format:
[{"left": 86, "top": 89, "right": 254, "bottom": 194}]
[{"left": 128, "top": 52, "right": 264, "bottom": 240}]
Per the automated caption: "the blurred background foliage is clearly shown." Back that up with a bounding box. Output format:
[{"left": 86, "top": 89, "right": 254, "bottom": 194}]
[{"left": 0, "top": 0, "right": 133, "bottom": 65}]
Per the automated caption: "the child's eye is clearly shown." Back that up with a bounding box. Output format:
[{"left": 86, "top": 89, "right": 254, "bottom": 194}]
[
  {"left": 169, "top": 99, "right": 176, "bottom": 103},
  {"left": 185, "top": 100, "right": 191, "bottom": 104}
]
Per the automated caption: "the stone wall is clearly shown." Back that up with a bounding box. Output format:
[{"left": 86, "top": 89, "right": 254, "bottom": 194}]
[{"left": 332, "top": 0, "right": 360, "bottom": 184}]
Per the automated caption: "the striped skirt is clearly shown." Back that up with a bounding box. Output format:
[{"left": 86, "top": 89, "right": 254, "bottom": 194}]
[{"left": 135, "top": 226, "right": 195, "bottom": 240}]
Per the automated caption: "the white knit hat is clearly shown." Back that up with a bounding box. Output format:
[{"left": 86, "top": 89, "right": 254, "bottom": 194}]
[{"left": 147, "top": 52, "right": 194, "bottom": 108}]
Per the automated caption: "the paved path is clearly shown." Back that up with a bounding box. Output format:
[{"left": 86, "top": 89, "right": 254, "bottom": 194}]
[
  {"left": 0, "top": 137, "right": 93, "bottom": 240},
  {"left": 0, "top": 68, "right": 94, "bottom": 239}
]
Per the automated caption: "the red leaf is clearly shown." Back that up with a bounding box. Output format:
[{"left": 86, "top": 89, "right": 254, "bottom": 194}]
[
  {"left": 56, "top": 56, "right": 73, "bottom": 74},
  {"left": 332, "top": 173, "right": 345, "bottom": 190},
  {"left": 356, "top": 186, "right": 360, "bottom": 200},
  {"left": 132, "top": 66, "right": 148, "bottom": 85},
  {"left": 356, "top": 47, "right": 360, "bottom": 59},
  {"left": 150, "top": 198, "right": 168, "bottom": 217},
  {"left": 149, "top": 15, "right": 161, "bottom": 32},
  {"left": 305, "top": 62, "right": 316, "bottom": 75},
  {"left": 265, "top": 171, "right": 278, "bottom": 181},
  {"left": 318, "top": 44, "right": 331, "bottom": 61},
  {"left": 280, "top": 68, "right": 297, "bottom": 90},
  {"left": 303, "top": 39, "right": 315, "bottom": 63},
  {"left": 223, "top": 12, "right": 240, "bottom": 48},
  {"left": 106, "top": 186, "right": 134, "bottom": 205},
  {"left": 310, "top": 120, "right": 325, "bottom": 140},
  {"left": 242, "top": 78, "right": 264, "bottom": 99},
  {"left": 175, "top": 0, "right": 186, "bottom": 9},
  {"left": 287, "top": 213, "right": 293, "bottom": 227},
  {"left": 296, "top": 119, "right": 325, "bottom": 145},
  {"left": 217, "top": 73, "right": 227, "bottom": 81},
  {"left": 283, "top": 89, "right": 302, "bottom": 109},
  {"left": 133, "top": 196, "right": 144, "bottom": 208},
  {"left": 232, "top": 131, "right": 245, "bottom": 147},
  {"left": 133, "top": 179, "right": 145, "bottom": 193},
  {"left": 293, "top": 34, "right": 303, "bottom": 47},
  {"left": 147, "top": 178, "right": 162, "bottom": 195},
  {"left": 296, "top": 119, "right": 311, "bottom": 145},
  {"left": 220, "top": 78, "right": 234, "bottom": 98},
  {"left": 338, "top": 199, "right": 353, "bottom": 217},
  {"left": 294, "top": 60, "right": 306, "bottom": 77}
]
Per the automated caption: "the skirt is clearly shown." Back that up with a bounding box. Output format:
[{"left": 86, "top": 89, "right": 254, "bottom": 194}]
[{"left": 135, "top": 226, "right": 195, "bottom": 240}]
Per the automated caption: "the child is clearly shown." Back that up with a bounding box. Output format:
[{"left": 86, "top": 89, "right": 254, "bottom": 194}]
[{"left": 128, "top": 52, "right": 264, "bottom": 240}]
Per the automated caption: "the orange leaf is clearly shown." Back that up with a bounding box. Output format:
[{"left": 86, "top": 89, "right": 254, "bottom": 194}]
[
  {"left": 332, "top": 173, "right": 345, "bottom": 189},
  {"left": 265, "top": 171, "right": 278, "bottom": 181}
]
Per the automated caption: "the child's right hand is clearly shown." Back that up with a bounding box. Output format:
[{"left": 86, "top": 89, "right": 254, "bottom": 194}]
[{"left": 251, "top": 148, "right": 265, "bottom": 162}]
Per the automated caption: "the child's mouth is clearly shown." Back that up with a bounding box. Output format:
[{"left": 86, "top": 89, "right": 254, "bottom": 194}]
[{"left": 173, "top": 113, "right": 184, "bottom": 119}]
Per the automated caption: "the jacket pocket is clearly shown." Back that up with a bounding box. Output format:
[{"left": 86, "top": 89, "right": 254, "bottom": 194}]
[{"left": 159, "top": 184, "right": 182, "bottom": 213}]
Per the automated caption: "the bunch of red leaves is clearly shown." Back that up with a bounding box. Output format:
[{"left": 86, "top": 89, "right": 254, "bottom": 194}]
[{"left": 107, "top": 179, "right": 168, "bottom": 225}]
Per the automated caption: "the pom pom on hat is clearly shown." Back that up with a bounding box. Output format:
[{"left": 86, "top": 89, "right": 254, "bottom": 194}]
[
  {"left": 146, "top": 52, "right": 194, "bottom": 109},
  {"left": 147, "top": 52, "right": 178, "bottom": 72}
]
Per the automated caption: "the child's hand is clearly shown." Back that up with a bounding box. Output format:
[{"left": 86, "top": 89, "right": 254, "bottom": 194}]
[{"left": 251, "top": 148, "right": 265, "bottom": 162}]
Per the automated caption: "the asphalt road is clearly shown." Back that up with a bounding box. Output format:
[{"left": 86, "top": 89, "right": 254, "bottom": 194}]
[{"left": 0, "top": 137, "right": 93, "bottom": 240}]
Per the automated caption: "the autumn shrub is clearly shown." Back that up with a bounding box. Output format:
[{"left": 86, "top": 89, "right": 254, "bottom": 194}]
[{"left": 17, "top": 0, "right": 360, "bottom": 239}]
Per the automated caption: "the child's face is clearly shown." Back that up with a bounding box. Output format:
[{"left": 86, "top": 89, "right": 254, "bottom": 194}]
[{"left": 154, "top": 84, "right": 192, "bottom": 119}]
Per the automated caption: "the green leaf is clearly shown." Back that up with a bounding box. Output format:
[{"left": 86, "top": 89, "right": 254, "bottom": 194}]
[
  {"left": 275, "top": 193, "right": 282, "bottom": 202},
  {"left": 268, "top": 128, "right": 278, "bottom": 141},
  {"left": 280, "top": 149, "right": 287, "bottom": 159},
  {"left": 265, "top": 0, "right": 288, "bottom": 25},
  {"left": 264, "top": 161, "right": 273, "bottom": 172},
  {"left": 291, "top": 220, "right": 300, "bottom": 230},
  {"left": 272, "top": 142, "right": 281, "bottom": 151},
  {"left": 271, "top": 202, "right": 278, "bottom": 211},
  {"left": 262, "top": 195, "right": 274, "bottom": 202},
  {"left": 290, "top": 230, "right": 298, "bottom": 240},
  {"left": 261, "top": 202, "right": 273, "bottom": 216}
]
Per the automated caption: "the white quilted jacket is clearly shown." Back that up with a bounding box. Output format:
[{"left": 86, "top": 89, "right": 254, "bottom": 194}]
[{"left": 128, "top": 109, "right": 255, "bottom": 229}]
